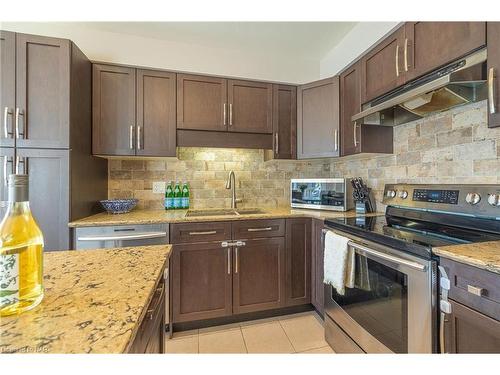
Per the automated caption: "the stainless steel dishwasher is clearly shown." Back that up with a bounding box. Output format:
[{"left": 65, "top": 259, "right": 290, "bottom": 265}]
[{"left": 74, "top": 224, "right": 169, "bottom": 250}]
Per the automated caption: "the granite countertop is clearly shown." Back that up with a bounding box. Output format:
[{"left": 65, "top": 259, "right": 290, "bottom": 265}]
[
  {"left": 69, "top": 207, "right": 383, "bottom": 228},
  {"left": 434, "top": 241, "right": 500, "bottom": 275},
  {"left": 0, "top": 245, "right": 171, "bottom": 354}
]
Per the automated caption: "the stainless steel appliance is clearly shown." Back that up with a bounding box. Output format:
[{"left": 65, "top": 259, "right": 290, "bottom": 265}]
[
  {"left": 352, "top": 48, "right": 487, "bottom": 127},
  {"left": 323, "top": 183, "right": 500, "bottom": 353},
  {"left": 74, "top": 224, "right": 169, "bottom": 250},
  {"left": 291, "top": 178, "right": 353, "bottom": 211}
]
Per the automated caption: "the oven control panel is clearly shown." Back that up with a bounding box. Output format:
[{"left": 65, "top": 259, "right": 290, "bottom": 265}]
[{"left": 412, "top": 189, "right": 459, "bottom": 205}]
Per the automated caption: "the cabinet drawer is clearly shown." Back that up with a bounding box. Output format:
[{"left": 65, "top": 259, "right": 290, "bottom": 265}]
[
  {"left": 171, "top": 222, "right": 231, "bottom": 243},
  {"left": 129, "top": 276, "right": 165, "bottom": 353},
  {"left": 232, "top": 219, "right": 285, "bottom": 239},
  {"left": 441, "top": 258, "right": 500, "bottom": 320}
]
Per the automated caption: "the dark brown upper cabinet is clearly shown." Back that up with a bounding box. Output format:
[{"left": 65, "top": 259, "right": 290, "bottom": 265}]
[
  {"left": 227, "top": 80, "right": 273, "bottom": 134},
  {"left": 1, "top": 31, "right": 15, "bottom": 148},
  {"left": 136, "top": 69, "right": 176, "bottom": 157},
  {"left": 404, "top": 22, "right": 486, "bottom": 82},
  {"left": 297, "top": 77, "right": 340, "bottom": 159},
  {"left": 93, "top": 64, "right": 176, "bottom": 157},
  {"left": 232, "top": 237, "right": 286, "bottom": 314},
  {"left": 176, "top": 74, "right": 227, "bottom": 131},
  {"left": 487, "top": 22, "right": 500, "bottom": 128},
  {"left": 93, "top": 64, "right": 136, "bottom": 156},
  {"left": 361, "top": 26, "right": 406, "bottom": 103},
  {"left": 340, "top": 61, "right": 393, "bottom": 156},
  {"left": 272, "top": 84, "right": 297, "bottom": 160}
]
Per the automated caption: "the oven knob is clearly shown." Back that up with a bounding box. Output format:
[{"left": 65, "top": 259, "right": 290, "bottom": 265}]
[
  {"left": 386, "top": 189, "right": 396, "bottom": 198},
  {"left": 465, "top": 192, "right": 481, "bottom": 205},
  {"left": 488, "top": 193, "right": 500, "bottom": 207},
  {"left": 398, "top": 190, "right": 408, "bottom": 199}
]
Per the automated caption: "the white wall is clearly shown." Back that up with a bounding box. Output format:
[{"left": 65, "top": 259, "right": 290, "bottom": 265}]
[
  {"left": 319, "top": 22, "right": 400, "bottom": 78},
  {"left": 0, "top": 22, "right": 319, "bottom": 84}
]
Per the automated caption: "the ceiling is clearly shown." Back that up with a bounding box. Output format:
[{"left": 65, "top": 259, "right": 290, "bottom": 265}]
[{"left": 77, "top": 22, "right": 357, "bottom": 60}]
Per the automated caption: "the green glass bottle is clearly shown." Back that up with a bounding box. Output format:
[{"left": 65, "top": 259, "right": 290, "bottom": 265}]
[
  {"left": 173, "top": 181, "right": 182, "bottom": 209},
  {"left": 182, "top": 182, "right": 190, "bottom": 209},
  {"left": 164, "top": 181, "right": 173, "bottom": 210}
]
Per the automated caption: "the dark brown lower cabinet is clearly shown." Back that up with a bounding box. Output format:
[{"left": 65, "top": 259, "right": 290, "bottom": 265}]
[
  {"left": 444, "top": 299, "right": 500, "bottom": 353},
  {"left": 311, "top": 219, "right": 325, "bottom": 315},
  {"left": 285, "top": 218, "right": 311, "bottom": 306},
  {"left": 129, "top": 273, "right": 166, "bottom": 353},
  {"left": 172, "top": 241, "right": 232, "bottom": 323},
  {"left": 233, "top": 237, "right": 285, "bottom": 314}
]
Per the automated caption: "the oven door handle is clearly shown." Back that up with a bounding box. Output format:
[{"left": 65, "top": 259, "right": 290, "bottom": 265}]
[{"left": 349, "top": 241, "right": 427, "bottom": 272}]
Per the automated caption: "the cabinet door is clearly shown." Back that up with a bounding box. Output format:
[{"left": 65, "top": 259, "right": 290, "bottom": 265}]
[
  {"left": 487, "top": 22, "right": 500, "bottom": 128},
  {"left": 311, "top": 218, "right": 324, "bottom": 315},
  {"left": 297, "top": 77, "right": 340, "bottom": 159},
  {"left": 136, "top": 69, "right": 176, "bottom": 157},
  {"left": 405, "top": 22, "right": 486, "bottom": 82},
  {"left": 228, "top": 80, "right": 273, "bottom": 134},
  {"left": 444, "top": 299, "right": 500, "bottom": 353},
  {"left": 176, "top": 74, "right": 227, "bottom": 131},
  {"left": 361, "top": 26, "right": 405, "bottom": 103},
  {"left": 0, "top": 31, "right": 15, "bottom": 148},
  {"left": 172, "top": 241, "right": 232, "bottom": 322},
  {"left": 340, "top": 62, "right": 361, "bottom": 156},
  {"left": 15, "top": 33, "right": 70, "bottom": 149},
  {"left": 272, "top": 84, "right": 296, "bottom": 159},
  {"left": 92, "top": 64, "right": 136, "bottom": 156},
  {"left": 0, "top": 147, "right": 15, "bottom": 218},
  {"left": 285, "top": 218, "right": 311, "bottom": 306},
  {"left": 233, "top": 237, "right": 285, "bottom": 314},
  {"left": 15, "top": 148, "right": 70, "bottom": 251}
]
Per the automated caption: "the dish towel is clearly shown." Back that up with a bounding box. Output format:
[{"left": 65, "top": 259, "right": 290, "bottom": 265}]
[{"left": 323, "top": 231, "right": 355, "bottom": 295}]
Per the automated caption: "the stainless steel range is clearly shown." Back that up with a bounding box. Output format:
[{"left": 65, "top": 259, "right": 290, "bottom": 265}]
[{"left": 323, "top": 184, "right": 500, "bottom": 353}]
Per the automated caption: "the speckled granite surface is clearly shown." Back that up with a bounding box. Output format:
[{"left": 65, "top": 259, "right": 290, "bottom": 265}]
[
  {"left": 434, "top": 241, "right": 500, "bottom": 274},
  {"left": 0, "top": 245, "right": 171, "bottom": 354},
  {"left": 68, "top": 208, "right": 383, "bottom": 227}
]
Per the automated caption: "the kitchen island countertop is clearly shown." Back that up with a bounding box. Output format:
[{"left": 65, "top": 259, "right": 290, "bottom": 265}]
[{"left": 0, "top": 245, "right": 171, "bottom": 354}]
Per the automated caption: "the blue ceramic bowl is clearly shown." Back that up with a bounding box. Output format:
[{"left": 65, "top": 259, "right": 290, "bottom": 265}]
[{"left": 100, "top": 199, "right": 138, "bottom": 214}]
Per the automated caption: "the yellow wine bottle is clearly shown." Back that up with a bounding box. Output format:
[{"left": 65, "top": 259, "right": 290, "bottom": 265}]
[{"left": 0, "top": 174, "right": 44, "bottom": 316}]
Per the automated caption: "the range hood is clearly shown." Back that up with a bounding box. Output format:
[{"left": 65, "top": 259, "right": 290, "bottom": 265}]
[{"left": 352, "top": 48, "right": 487, "bottom": 126}]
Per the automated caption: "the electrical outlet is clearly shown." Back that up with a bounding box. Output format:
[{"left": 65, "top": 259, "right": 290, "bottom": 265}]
[{"left": 152, "top": 181, "right": 166, "bottom": 194}]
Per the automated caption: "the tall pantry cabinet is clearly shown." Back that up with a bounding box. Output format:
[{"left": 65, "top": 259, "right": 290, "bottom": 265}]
[{"left": 0, "top": 30, "right": 107, "bottom": 251}]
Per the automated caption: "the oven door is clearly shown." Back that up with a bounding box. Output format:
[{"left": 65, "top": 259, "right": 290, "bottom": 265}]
[{"left": 324, "top": 230, "right": 437, "bottom": 353}]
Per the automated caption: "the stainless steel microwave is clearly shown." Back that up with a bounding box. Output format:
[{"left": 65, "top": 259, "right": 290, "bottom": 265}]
[{"left": 290, "top": 178, "right": 353, "bottom": 211}]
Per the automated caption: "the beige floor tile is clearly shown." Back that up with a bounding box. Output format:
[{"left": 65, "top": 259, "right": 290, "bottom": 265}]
[
  {"left": 241, "top": 321, "right": 295, "bottom": 353},
  {"left": 279, "top": 314, "right": 328, "bottom": 352},
  {"left": 239, "top": 315, "right": 280, "bottom": 328},
  {"left": 298, "top": 345, "right": 335, "bottom": 354},
  {"left": 199, "top": 322, "right": 241, "bottom": 335},
  {"left": 165, "top": 336, "right": 199, "bottom": 354},
  {"left": 199, "top": 329, "right": 247, "bottom": 353},
  {"left": 171, "top": 329, "right": 199, "bottom": 339}
]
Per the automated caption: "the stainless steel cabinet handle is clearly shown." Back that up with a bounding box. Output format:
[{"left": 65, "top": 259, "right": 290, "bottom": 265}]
[
  {"left": 353, "top": 121, "right": 358, "bottom": 147},
  {"left": 189, "top": 230, "right": 217, "bottom": 236},
  {"left": 77, "top": 232, "right": 168, "bottom": 242},
  {"left": 235, "top": 247, "right": 239, "bottom": 274},
  {"left": 395, "top": 45, "right": 400, "bottom": 77},
  {"left": 247, "top": 227, "right": 272, "bottom": 232},
  {"left": 404, "top": 38, "right": 409, "bottom": 72},
  {"left": 275, "top": 133, "right": 279, "bottom": 154},
  {"left": 137, "top": 126, "right": 142, "bottom": 150},
  {"left": 334, "top": 129, "right": 338, "bottom": 151},
  {"left": 146, "top": 283, "right": 164, "bottom": 319},
  {"left": 467, "top": 284, "right": 485, "bottom": 296},
  {"left": 229, "top": 103, "right": 233, "bottom": 126},
  {"left": 129, "top": 126, "right": 134, "bottom": 150},
  {"left": 223, "top": 103, "right": 227, "bottom": 125},
  {"left": 15, "top": 108, "right": 24, "bottom": 139},
  {"left": 3, "top": 156, "right": 14, "bottom": 186},
  {"left": 488, "top": 67, "right": 496, "bottom": 115},
  {"left": 15, "top": 156, "right": 26, "bottom": 175},
  {"left": 3, "top": 107, "right": 13, "bottom": 139},
  {"left": 227, "top": 248, "right": 231, "bottom": 274}
]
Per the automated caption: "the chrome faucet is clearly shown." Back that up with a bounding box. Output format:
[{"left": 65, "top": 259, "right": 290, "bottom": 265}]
[{"left": 225, "top": 170, "right": 242, "bottom": 209}]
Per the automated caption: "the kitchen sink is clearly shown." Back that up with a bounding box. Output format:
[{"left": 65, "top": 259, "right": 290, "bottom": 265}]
[{"left": 185, "top": 208, "right": 268, "bottom": 217}]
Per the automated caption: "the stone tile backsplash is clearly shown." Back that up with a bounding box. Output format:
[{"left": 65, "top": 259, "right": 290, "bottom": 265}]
[{"left": 109, "top": 100, "right": 500, "bottom": 211}]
